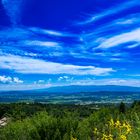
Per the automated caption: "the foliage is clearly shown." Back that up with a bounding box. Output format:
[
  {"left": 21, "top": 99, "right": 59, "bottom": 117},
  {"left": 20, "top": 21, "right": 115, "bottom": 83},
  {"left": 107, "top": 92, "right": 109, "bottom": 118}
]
[{"left": 0, "top": 102, "right": 140, "bottom": 140}]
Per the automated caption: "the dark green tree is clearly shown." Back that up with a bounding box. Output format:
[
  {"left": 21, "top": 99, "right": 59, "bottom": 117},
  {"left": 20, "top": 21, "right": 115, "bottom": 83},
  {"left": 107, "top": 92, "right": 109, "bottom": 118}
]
[{"left": 119, "top": 102, "right": 126, "bottom": 113}]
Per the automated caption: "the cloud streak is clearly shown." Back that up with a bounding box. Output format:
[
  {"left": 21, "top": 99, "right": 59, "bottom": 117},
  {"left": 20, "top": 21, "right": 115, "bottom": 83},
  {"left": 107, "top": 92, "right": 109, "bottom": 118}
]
[
  {"left": 69, "top": 78, "right": 140, "bottom": 87},
  {"left": 24, "top": 40, "right": 61, "bottom": 48},
  {"left": 2, "top": 0, "right": 23, "bottom": 25},
  {"left": 97, "top": 28, "right": 140, "bottom": 49},
  {"left": 0, "top": 54, "right": 115, "bottom": 75},
  {"left": 78, "top": 0, "right": 140, "bottom": 25},
  {"left": 29, "top": 27, "right": 78, "bottom": 37}
]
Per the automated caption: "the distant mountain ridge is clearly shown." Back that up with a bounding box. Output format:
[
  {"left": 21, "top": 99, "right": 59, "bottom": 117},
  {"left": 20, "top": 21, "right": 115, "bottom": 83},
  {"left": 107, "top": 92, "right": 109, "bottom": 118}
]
[
  {"left": 1, "top": 85, "right": 140, "bottom": 93},
  {"left": 0, "top": 85, "right": 140, "bottom": 104},
  {"left": 37, "top": 85, "right": 140, "bottom": 93}
]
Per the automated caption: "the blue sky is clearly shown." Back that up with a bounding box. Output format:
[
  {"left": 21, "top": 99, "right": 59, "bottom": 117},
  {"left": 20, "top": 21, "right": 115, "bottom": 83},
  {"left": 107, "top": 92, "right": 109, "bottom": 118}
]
[{"left": 0, "top": 0, "right": 140, "bottom": 90}]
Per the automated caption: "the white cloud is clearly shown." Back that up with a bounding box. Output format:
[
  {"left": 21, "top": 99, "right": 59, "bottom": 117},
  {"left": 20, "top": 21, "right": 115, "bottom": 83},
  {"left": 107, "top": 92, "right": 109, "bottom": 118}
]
[
  {"left": 34, "top": 80, "right": 45, "bottom": 84},
  {"left": 24, "top": 40, "right": 60, "bottom": 47},
  {"left": 0, "top": 76, "right": 12, "bottom": 83},
  {"left": 2, "top": 0, "right": 22, "bottom": 25},
  {"left": 13, "top": 77, "right": 23, "bottom": 83},
  {"left": 116, "top": 19, "right": 136, "bottom": 25},
  {"left": 39, "top": 30, "right": 64, "bottom": 36},
  {"left": 103, "top": 79, "right": 140, "bottom": 87},
  {"left": 107, "top": 79, "right": 127, "bottom": 84},
  {"left": 58, "top": 76, "right": 69, "bottom": 81},
  {"left": 127, "top": 44, "right": 139, "bottom": 49},
  {"left": 78, "top": 0, "right": 139, "bottom": 25},
  {"left": 97, "top": 28, "right": 140, "bottom": 49},
  {"left": 63, "top": 76, "right": 69, "bottom": 79},
  {"left": 0, "top": 83, "right": 51, "bottom": 91},
  {"left": 58, "top": 77, "right": 63, "bottom": 81},
  {"left": 109, "top": 58, "right": 122, "bottom": 61},
  {"left": 38, "top": 80, "right": 45, "bottom": 83},
  {"left": 69, "top": 78, "right": 140, "bottom": 87},
  {"left": 0, "top": 75, "right": 23, "bottom": 84},
  {"left": 0, "top": 54, "right": 115, "bottom": 75},
  {"left": 29, "top": 27, "right": 77, "bottom": 37},
  {"left": 24, "top": 53, "right": 37, "bottom": 57}
]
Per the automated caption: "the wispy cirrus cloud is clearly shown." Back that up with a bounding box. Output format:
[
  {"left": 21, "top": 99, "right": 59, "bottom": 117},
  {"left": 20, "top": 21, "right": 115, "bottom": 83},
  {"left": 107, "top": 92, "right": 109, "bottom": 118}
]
[
  {"left": 2, "top": 0, "right": 23, "bottom": 25},
  {"left": 115, "top": 18, "right": 139, "bottom": 25},
  {"left": 24, "top": 40, "right": 61, "bottom": 48},
  {"left": 76, "top": 0, "right": 140, "bottom": 55},
  {"left": 28, "top": 27, "right": 78, "bottom": 37},
  {"left": 74, "top": 2, "right": 140, "bottom": 64},
  {"left": 78, "top": 0, "right": 140, "bottom": 25},
  {"left": 0, "top": 54, "right": 115, "bottom": 75},
  {"left": 96, "top": 28, "right": 140, "bottom": 49}
]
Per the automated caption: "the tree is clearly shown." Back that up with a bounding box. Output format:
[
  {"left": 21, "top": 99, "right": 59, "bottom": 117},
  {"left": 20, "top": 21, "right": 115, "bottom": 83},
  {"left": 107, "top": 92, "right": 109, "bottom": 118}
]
[{"left": 119, "top": 102, "right": 126, "bottom": 113}]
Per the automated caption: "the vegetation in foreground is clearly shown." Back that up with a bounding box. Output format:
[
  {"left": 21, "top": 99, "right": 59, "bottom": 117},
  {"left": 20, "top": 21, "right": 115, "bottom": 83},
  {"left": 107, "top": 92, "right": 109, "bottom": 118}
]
[{"left": 0, "top": 102, "right": 140, "bottom": 140}]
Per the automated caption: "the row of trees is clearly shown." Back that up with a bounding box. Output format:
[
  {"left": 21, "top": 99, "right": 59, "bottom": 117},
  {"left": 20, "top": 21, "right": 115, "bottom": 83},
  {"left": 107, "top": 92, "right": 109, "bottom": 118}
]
[{"left": 0, "top": 102, "right": 140, "bottom": 140}]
